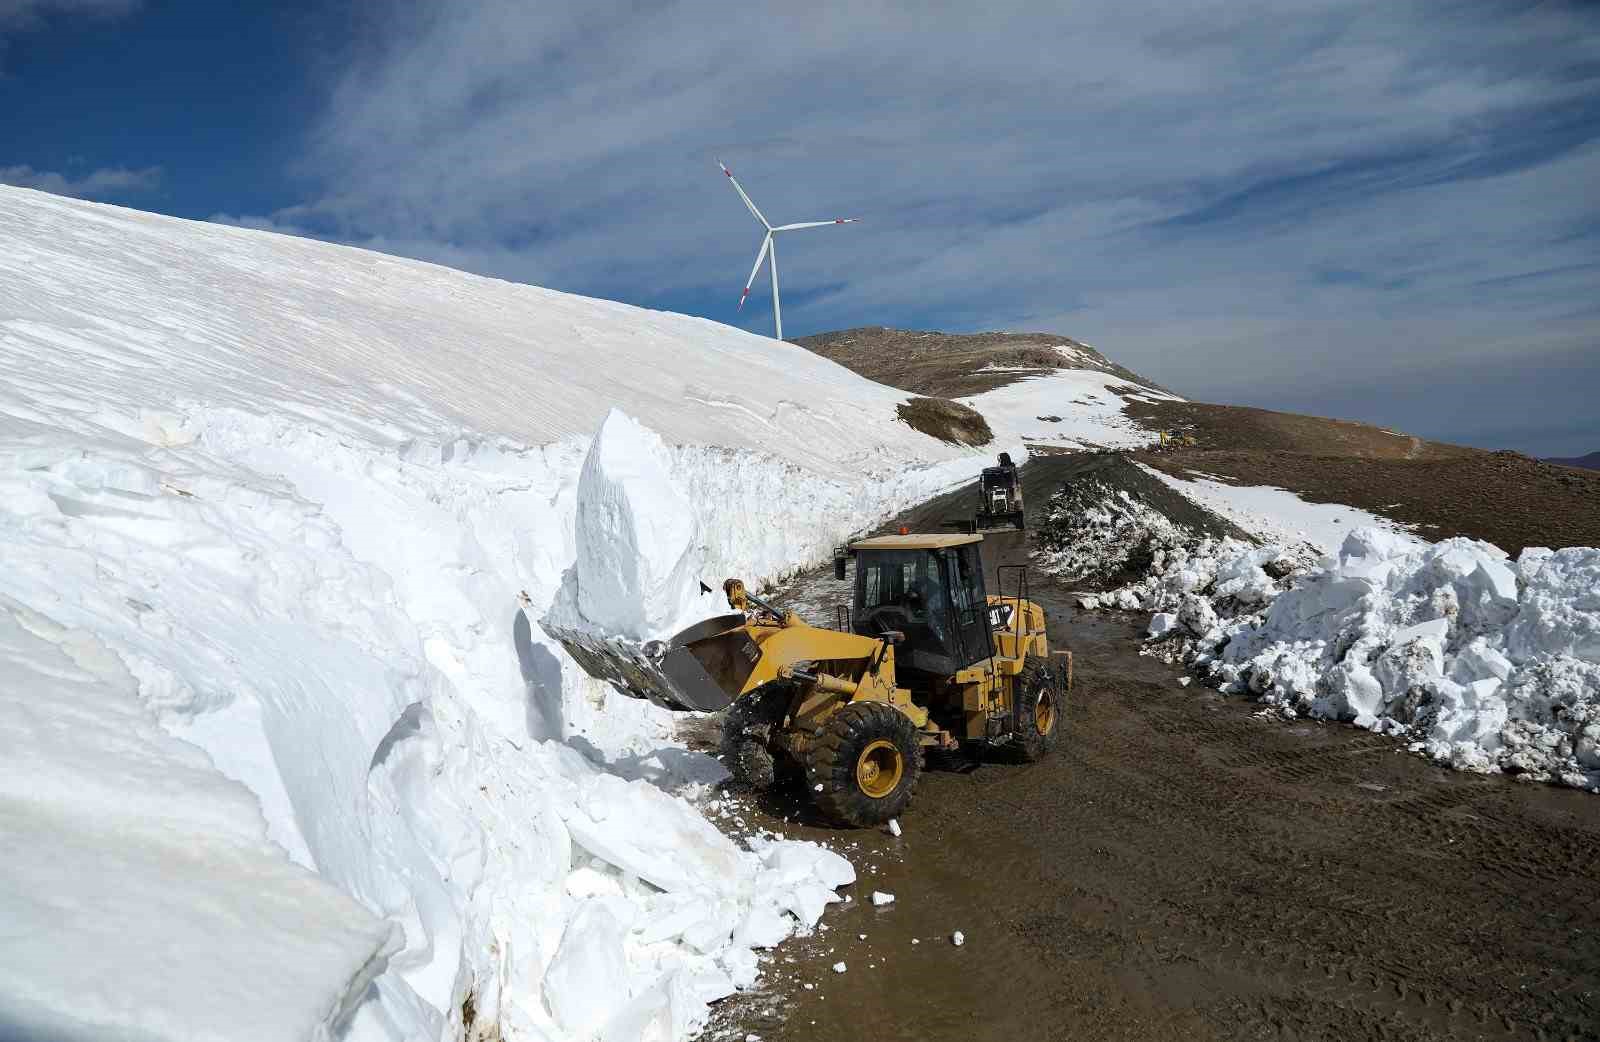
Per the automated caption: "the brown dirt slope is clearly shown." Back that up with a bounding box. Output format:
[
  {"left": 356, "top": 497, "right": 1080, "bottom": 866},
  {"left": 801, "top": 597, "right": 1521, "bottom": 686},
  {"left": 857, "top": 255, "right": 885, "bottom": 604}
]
[
  {"left": 1125, "top": 400, "right": 1600, "bottom": 554},
  {"left": 1126, "top": 398, "right": 1473, "bottom": 460},
  {"left": 793, "top": 326, "right": 1172, "bottom": 399}
]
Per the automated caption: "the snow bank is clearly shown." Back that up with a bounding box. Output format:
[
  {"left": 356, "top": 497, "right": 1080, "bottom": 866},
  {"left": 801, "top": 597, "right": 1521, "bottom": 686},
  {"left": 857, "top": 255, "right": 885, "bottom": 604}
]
[
  {"left": 1203, "top": 533, "right": 1600, "bottom": 788},
  {"left": 0, "top": 185, "right": 1005, "bottom": 1040},
  {"left": 1046, "top": 475, "right": 1600, "bottom": 791},
  {"left": 0, "top": 599, "right": 397, "bottom": 1042}
]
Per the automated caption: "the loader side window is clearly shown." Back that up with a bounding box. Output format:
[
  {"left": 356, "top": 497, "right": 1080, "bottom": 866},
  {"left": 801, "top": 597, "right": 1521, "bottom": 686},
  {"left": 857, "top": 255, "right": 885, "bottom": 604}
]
[{"left": 944, "top": 545, "right": 994, "bottom": 668}]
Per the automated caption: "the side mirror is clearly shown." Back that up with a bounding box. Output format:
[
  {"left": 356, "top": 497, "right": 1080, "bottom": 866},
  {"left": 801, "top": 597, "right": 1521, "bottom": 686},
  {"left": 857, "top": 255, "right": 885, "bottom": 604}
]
[{"left": 833, "top": 555, "right": 847, "bottom": 581}]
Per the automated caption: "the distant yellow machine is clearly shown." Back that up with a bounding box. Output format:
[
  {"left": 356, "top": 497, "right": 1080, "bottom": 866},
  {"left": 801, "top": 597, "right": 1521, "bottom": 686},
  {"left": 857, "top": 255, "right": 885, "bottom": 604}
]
[
  {"left": 556, "top": 533, "right": 1069, "bottom": 826},
  {"left": 1158, "top": 430, "right": 1198, "bottom": 448}
]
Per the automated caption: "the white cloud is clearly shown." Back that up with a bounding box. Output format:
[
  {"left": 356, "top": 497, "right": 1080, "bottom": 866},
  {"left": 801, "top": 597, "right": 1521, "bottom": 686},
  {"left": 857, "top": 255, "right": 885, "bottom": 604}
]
[
  {"left": 226, "top": 0, "right": 1600, "bottom": 452},
  {"left": 0, "top": 164, "right": 161, "bottom": 200}
]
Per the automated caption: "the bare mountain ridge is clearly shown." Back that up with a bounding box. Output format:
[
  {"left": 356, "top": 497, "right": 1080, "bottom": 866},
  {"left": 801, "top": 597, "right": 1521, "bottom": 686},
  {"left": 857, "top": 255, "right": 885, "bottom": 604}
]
[
  {"left": 792, "top": 327, "right": 1600, "bottom": 553},
  {"left": 1547, "top": 451, "right": 1600, "bottom": 471},
  {"left": 791, "top": 326, "right": 1172, "bottom": 400}
]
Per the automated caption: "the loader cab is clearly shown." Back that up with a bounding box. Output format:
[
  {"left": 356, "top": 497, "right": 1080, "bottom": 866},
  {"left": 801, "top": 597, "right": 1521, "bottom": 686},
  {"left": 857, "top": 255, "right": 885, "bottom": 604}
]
[{"left": 846, "top": 534, "right": 993, "bottom": 677}]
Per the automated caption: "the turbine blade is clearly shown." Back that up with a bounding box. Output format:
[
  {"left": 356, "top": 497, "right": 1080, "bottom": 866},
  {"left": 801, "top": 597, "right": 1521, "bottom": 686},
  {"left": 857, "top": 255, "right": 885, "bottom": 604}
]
[
  {"left": 717, "top": 160, "right": 771, "bottom": 229},
  {"left": 772, "top": 219, "right": 860, "bottom": 231},
  {"left": 739, "top": 234, "right": 772, "bottom": 310}
]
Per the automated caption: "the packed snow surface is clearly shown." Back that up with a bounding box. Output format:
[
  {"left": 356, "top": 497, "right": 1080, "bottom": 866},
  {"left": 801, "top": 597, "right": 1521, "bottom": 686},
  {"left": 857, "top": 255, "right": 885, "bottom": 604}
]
[
  {"left": 959, "top": 348, "right": 1178, "bottom": 449},
  {"left": 1048, "top": 468, "right": 1600, "bottom": 790},
  {"left": 0, "top": 185, "right": 1008, "bottom": 1040}
]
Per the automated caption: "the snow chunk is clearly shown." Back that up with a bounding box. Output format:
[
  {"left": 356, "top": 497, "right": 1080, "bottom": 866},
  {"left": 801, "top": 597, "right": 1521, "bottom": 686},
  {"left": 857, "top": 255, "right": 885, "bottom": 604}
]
[
  {"left": 543, "top": 901, "right": 631, "bottom": 1036},
  {"left": 871, "top": 891, "right": 896, "bottom": 907},
  {"left": 569, "top": 408, "right": 704, "bottom": 640}
]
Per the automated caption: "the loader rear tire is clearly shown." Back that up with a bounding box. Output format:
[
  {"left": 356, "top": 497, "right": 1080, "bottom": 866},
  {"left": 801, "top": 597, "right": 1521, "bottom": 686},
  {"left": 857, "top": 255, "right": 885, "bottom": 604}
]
[
  {"left": 1012, "top": 654, "right": 1062, "bottom": 763},
  {"left": 806, "top": 700, "right": 921, "bottom": 827}
]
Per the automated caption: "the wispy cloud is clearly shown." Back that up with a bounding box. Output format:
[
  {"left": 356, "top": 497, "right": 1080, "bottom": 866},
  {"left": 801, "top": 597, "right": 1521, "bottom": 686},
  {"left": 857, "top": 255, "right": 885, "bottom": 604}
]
[
  {"left": 0, "top": 0, "right": 135, "bottom": 32},
  {"left": 224, "top": 0, "right": 1600, "bottom": 454},
  {"left": 0, "top": 163, "right": 161, "bottom": 200}
]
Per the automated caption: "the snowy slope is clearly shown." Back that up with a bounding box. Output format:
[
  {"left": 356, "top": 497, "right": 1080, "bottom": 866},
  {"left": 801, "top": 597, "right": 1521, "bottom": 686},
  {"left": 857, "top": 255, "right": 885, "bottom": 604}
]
[
  {"left": 0, "top": 186, "right": 1005, "bottom": 1041},
  {"left": 1143, "top": 465, "right": 1422, "bottom": 555},
  {"left": 959, "top": 348, "right": 1179, "bottom": 448}
]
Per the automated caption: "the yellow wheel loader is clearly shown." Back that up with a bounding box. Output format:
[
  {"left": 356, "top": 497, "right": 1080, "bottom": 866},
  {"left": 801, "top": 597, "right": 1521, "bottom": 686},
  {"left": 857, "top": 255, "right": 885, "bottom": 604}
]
[{"left": 553, "top": 533, "right": 1069, "bottom": 827}]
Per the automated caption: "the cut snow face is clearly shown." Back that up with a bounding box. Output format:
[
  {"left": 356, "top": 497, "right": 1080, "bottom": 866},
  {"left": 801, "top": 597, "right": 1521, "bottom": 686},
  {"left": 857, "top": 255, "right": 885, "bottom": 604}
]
[
  {"left": 0, "top": 186, "right": 1010, "bottom": 1041},
  {"left": 562, "top": 408, "right": 704, "bottom": 640},
  {"left": 0, "top": 600, "right": 397, "bottom": 1042},
  {"left": 1043, "top": 457, "right": 1600, "bottom": 792}
]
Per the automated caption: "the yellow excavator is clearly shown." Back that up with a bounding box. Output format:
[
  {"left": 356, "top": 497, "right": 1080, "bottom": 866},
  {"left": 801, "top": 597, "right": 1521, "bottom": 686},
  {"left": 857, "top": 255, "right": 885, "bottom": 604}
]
[{"left": 553, "top": 532, "right": 1069, "bottom": 826}]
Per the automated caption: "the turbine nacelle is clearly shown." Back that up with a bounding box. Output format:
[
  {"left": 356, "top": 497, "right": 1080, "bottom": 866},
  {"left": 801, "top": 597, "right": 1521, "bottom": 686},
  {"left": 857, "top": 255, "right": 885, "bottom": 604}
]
[{"left": 718, "top": 160, "right": 858, "bottom": 339}]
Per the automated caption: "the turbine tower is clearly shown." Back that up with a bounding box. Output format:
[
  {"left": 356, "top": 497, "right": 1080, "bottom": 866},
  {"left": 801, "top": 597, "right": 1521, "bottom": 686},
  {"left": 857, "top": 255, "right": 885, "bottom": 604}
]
[{"left": 718, "top": 160, "right": 858, "bottom": 340}]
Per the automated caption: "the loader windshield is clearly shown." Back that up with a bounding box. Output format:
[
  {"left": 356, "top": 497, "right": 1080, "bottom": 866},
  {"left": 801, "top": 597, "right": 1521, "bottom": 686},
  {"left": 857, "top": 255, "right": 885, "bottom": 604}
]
[{"left": 855, "top": 546, "right": 991, "bottom": 674}]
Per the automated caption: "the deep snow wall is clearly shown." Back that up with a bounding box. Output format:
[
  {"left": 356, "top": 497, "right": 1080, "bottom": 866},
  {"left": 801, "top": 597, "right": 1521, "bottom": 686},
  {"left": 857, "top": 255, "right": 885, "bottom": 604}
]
[{"left": 0, "top": 186, "right": 1007, "bottom": 1040}]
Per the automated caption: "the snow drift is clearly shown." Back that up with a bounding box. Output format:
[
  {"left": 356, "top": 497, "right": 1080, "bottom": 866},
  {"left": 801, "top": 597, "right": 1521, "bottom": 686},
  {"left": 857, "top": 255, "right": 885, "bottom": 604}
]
[
  {"left": 0, "top": 185, "right": 1010, "bottom": 1041},
  {"left": 1044, "top": 461, "right": 1600, "bottom": 791}
]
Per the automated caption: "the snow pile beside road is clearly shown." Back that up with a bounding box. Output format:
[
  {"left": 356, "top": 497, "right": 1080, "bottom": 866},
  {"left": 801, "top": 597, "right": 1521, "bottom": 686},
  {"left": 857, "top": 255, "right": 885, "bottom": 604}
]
[
  {"left": 0, "top": 186, "right": 1004, "bottom": 1040},
  {"left": 1202, "top": 532, "right": 1600, "bottom": 789},
  {"left": 1047, "top": 471, "right": 1600, "bottom": 791}
]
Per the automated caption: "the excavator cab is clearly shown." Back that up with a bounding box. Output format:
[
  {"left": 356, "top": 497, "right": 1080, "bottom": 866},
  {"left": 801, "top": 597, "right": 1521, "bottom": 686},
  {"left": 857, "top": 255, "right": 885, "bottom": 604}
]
[{"left": 848, "top": 535, "right": 994, "bottom": 678}]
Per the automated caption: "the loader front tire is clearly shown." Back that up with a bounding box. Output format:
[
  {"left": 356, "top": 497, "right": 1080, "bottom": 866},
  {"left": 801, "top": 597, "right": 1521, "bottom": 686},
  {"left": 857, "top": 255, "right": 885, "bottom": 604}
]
[
  {"left": 720, "top": 693, "right": 779, "bottom": 790},
  {"left": 806, "top": 700, "right": 922, "bottom": 827},
  {"left": 1012, "top": 654, "right": 1062, "bottom": 763}
]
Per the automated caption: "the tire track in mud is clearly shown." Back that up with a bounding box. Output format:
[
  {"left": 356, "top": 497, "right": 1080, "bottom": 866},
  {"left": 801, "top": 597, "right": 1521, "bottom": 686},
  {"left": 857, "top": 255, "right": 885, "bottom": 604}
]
[{"left": 708, "top": 455, "right": 1600, "bottom": 1042}]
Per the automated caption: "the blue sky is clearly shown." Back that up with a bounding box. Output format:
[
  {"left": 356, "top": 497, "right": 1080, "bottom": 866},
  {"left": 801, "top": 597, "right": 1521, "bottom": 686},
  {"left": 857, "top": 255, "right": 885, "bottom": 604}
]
[{"left": 4, "top": 0, "right": 1598, "bottom": 456}]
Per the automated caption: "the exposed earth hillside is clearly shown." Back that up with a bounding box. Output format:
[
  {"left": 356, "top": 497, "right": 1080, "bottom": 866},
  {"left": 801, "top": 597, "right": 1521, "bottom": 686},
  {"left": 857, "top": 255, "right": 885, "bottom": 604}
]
[
  {"left": 792, "top": 326, "right": 1172, "bottom": 400},
  {"left": 795, "top": 329, "right": 1600, "bottom": 554}
]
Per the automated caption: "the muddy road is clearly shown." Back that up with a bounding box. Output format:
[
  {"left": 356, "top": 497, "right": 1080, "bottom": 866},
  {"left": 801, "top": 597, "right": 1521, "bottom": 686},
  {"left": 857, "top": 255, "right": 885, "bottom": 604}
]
[{"left": 709, "top": 456, "right": 1600, "bottom": 1042}]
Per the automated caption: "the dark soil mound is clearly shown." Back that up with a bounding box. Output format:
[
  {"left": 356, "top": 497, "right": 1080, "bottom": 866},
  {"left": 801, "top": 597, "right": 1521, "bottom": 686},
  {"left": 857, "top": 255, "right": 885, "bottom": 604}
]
[
  {"left": 1032, "top": 454, "right": 1253, "bottom": 590},
  {"left": 1045, "top": 453, "right": 1252, "bottom": 542},
  {"left": 896, "top": 396, "right": 993, "bottom": 446}
]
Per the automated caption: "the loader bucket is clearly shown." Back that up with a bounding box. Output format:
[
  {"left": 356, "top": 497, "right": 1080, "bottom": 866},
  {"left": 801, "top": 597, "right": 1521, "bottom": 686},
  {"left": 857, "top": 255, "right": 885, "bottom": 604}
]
[{"left": 548, "top": 612, "right": 755, "bottom": 713}]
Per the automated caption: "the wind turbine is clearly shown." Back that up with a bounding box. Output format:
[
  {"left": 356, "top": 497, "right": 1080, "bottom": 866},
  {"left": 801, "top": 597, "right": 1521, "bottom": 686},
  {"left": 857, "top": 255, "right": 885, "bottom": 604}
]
[{"left": 718, "top": 160, "right": 858, "bottom": 340}]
